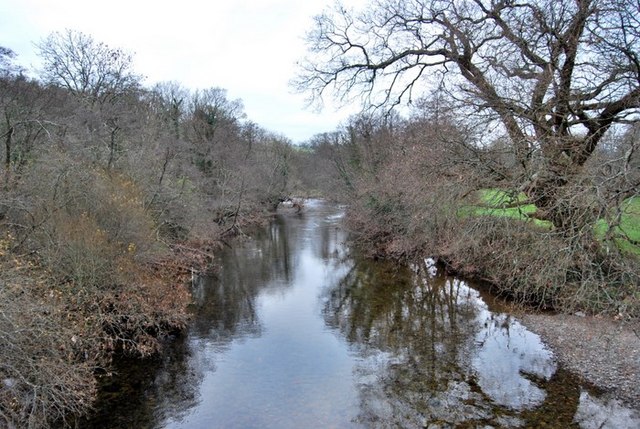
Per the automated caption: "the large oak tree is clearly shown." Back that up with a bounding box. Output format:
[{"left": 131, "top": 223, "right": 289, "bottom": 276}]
[{"left": 297, "top": 0, "right": 640, "bottom": 229}]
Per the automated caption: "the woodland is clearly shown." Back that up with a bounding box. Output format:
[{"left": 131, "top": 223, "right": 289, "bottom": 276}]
[
  {"left": 1, "top": 30, "right": 298, "bottom": 427},
  {"left": 1, "top": 0, "right": 640, "bottom": 427}
]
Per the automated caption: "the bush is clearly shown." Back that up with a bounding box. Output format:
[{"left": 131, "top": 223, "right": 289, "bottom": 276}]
[
  {"left": 0, "top": 155, "right": 191, "bottom": 428},
  {"left": 311, "top": 111, "right": 640, "bottom": 320},
  {"left": 0, "top": 262, "right": 96, "bottom": 429}
]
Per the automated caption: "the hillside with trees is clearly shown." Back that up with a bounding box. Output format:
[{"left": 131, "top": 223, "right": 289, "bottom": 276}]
[{"left": 0, "top": 31, "right": 299, "bottom": 428}]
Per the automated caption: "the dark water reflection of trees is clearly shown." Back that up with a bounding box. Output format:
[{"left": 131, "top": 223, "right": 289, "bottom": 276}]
[
  {"left": 190, "top": 217, "right": 299, "bottom": 341},
  {"left": 81, "top": 216, "right": 305, "bottom": 428},
  {"left": 78, "top": 335, "right": 199, "bottom": 428},
  {"left": 322, "top": 256, "right": 580, "bottom": 427}
]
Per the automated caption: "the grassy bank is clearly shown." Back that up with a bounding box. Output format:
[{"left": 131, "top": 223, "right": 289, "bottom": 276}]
[
  {"left": 343, "top": 182, "right": 639, "bottom": 319},
  {"left": 595, "top": 197, "right": 640, "bottom": 257},
  {"left": 463, "top": 189, "right": 640, "bottom": 257},
  {"left": 461, "top": 189, "right": 550, "bottom": 227}
]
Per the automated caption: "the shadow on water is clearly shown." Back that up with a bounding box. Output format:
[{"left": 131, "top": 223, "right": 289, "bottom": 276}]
[{"left": 82, "top": 200, "right": 639, "bottom": 429}]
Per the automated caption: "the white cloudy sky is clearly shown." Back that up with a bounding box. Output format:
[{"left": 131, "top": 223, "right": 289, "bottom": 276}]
[{"left": 0, "top": 0, "right": 367, "bottom": 143}]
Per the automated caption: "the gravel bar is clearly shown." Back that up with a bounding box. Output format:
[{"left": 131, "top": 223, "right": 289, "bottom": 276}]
[{"left": 519, "top": 313, "right": 640, "bottom": 409}]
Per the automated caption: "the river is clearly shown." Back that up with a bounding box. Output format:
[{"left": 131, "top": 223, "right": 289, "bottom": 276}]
[{"left": 83, "top": 199, "right": 639, "bottom": 428}]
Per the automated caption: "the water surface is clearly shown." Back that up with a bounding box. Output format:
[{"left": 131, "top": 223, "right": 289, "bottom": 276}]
[{"left": 85, "top": 200, "right": 639, "bottom": 428}]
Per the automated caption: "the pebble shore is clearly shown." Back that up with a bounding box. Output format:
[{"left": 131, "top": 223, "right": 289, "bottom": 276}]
[{"left": 519, "top": 313, "right": 640, "bottom": 408}]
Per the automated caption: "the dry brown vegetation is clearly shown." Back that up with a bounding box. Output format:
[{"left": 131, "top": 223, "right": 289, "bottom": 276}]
[
  {"left": 299, "top": 106, "right": 639, "bottom": 319},
  {"left": 1, "top": 31, "right": 298, "bottom": 428},
  {"left": 296, "top": 0, "right": 640, "bottom": 321}
]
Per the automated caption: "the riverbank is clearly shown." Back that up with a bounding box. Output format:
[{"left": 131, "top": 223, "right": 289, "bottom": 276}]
[{"left": 519, "top": 313, "right": 640, "bottom": 408}]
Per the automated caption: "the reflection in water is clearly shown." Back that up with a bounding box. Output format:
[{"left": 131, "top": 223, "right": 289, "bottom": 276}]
[
  {"left": 574, "top": 391, "right": 640, "bottom": 429},
  {"left": 468, "top": 285, "right": 556, "bottom": 410},
  {"left": 80, "top": 335, "right": 200, "bottom": 428},
  {"left": 322, "top": 254, "right": 562, "bottom": 427},
  {"left": 84, "top": 200, "right": 639, "bottom": 428},
  {"left": 190, "top": 215, "right": 299, "bottom": 341}
]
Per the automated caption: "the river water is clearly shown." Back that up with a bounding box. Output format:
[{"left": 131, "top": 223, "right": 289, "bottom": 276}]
[{"left": 85, "top": 200, "right": 639, "bottom": 428}]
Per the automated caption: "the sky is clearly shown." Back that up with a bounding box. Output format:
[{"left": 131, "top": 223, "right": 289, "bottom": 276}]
[{"left": 0, "top": 0, "right": 367, "bottom": 143}]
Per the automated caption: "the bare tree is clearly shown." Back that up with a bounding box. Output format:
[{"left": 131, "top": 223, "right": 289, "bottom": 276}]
[
  {"left": 0, "top": 46, "right": 23, "bottom": 78},
  {"left": 151, "top": 81, "right": 190, "bottom": 140},
  {"left": 36, "top": 30, "right": 141, "bottom": 107},
  {"left": 36, "top": 30, "right": 145, "bottom": 171},
  {"left": 188, "top": 87, "right": 245, "bottom": 149},
  {"left": 296, "top": 0, "right": 640, "bottom": 230}
]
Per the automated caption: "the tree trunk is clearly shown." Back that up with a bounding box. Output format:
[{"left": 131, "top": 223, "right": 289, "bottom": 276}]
[
  {"left": 4, "top": 124, "right": 13, "bottom": 188},
  {"left": 525, "top": 158, "right": 591, "bottom": 235}
]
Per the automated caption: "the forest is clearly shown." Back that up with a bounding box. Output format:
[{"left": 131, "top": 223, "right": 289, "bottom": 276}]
[
  {"left": 2, "top": 0, "right": 640, "bottom": 427},
  {"left": 1, "top": 30, "right": 302, "bottom": 427}
]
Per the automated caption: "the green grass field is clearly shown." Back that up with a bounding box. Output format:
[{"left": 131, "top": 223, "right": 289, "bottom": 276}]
[
  {"left": 460, "top": 189, "right": 552, "bottom": 228},
  {"left": 594, "top": 196, "right": 640, "bottom": 256},
  {"left": 463, "top": 189, "right": 640, "bottom": 256}
]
